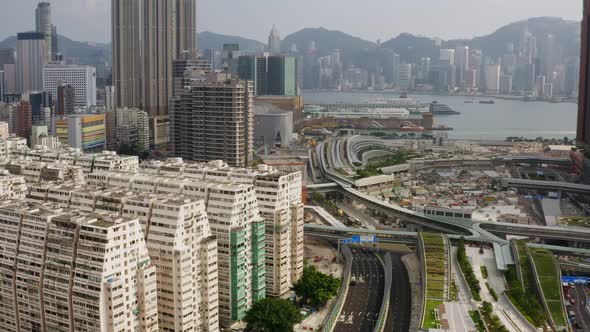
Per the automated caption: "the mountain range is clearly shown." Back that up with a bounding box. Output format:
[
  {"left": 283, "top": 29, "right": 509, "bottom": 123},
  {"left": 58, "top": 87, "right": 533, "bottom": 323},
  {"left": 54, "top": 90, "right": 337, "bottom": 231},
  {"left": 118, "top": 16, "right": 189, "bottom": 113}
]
[{"left": 0, "top": 17, "right": 581, "bottom": 74}]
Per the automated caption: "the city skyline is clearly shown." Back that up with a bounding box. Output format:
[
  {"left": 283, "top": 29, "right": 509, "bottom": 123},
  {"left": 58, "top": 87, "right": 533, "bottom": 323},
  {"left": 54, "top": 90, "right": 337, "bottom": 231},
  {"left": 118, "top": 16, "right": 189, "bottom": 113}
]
[{"left": 0, "top": 0, "right": 583, "bottom": 44}]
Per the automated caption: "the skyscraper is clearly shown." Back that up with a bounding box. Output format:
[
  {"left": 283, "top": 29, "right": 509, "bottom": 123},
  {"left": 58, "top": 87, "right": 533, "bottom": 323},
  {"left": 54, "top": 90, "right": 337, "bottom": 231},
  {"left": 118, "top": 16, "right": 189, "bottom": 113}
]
[
  {"left": 0, "top": 49, "right": 16, "bottom": 95},
  {"left": 172, "top": 71, "right": 254, "bottom": 167},
  {"left": 16, "top": 32, "right": 46, "bottom": 93},
  {"left": 42, "top": 64, "right": 97, "bottom": 108},
  {"left": 175, "top": 0, "right": 197, "bottom": 55},
  {"left": 35, "top": 2, "right": 52, "bottom": 60},
  {"left": 268, "top": 25, "right": 281, "bottom": 55},
  {"left": 439, "top": 49, "right": 455, "bottom": 65},
  {"left": 238, "top": 55, "right": 297, "bottom": 96},
  {"left": 484, "top": 65, "right": 501, "bottom": 94},
  {"left": 112, "top": 0, "right": 142, "bottom": 110},
  {"left": 105, "top": 85, "right": 115, "bottom": 111},
  {"left": 0, "top": 71, "right": 4, "bottom": 102},
  {"left": 55, "top": 84, "right": 75, "bottom": 116},
  {"left": 142, "top": 0, "right": 175, "bottom": 116},
  {"left": 578, "top": 0, "right": 590, "bottom": 146},
  {"left": 112, "top": 0, "right": 197, "bottom": 117},
  {"left": 454, "top": 46, "right": 469, "bottom": 87},
  {"left": 51, "top": 24, "right": 58, "bottom": 58},
  {"left": 0, "top": 48, "right": 14, "bottom": 68},
  {"left": 398, "top": 63, "right": 412, "bottom": 91}
]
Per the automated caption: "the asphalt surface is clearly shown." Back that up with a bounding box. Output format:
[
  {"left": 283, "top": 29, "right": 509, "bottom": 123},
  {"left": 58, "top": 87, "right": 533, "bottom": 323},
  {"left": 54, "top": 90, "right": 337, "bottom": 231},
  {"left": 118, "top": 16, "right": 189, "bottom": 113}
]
[
  {"left": 569, "top": 285, "right": 590, "bottom": 331},
  {"left": 384, "top": 253, "right": 411, "bottom": 332},
  {"left": 335, "top": 249, "right": 384, "bottom": 332}
]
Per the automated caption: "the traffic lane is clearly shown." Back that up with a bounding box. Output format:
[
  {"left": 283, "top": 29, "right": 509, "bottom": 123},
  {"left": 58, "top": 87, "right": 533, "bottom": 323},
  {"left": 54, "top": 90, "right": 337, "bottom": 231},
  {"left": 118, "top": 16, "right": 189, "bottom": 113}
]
[
  {"left": 571, "top": 285, "right": 590, "bottom": 331},
  {"left": 335, "top": 250, "right": 384, "bottom": 332},
  {"left": 384, "top": 253, "right": 411, "bottom": 332}
]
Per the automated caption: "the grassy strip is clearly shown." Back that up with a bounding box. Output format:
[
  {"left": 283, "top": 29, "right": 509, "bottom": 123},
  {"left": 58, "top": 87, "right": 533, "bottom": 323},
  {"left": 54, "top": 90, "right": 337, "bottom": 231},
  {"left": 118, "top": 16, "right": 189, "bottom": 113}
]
[
  {"left": 422, "top": 299, "right": 443, "bottom": 329},
  {"left": 530, "top": 248, "right": 567, "bottom": 327},
  {"left": 421, "top": 233, "right": 447, "bottom": 300},
  {"left": 481, "top": 301, "right": 509, "bottom": 332},
  {"left": 457, "top": 238, "right": 482, "bottom": 301},
  {"left": 485, "top": 282, "right": 499, "bottom": 302},
  {"left": 481, "top": 266, "right": 488, "bottom": 279},
  {"left": 505, "top": 243, "right": 547, "bottom": 327},
  {"left": 470, "top": 310, "right": 486, "bottom": 332}
]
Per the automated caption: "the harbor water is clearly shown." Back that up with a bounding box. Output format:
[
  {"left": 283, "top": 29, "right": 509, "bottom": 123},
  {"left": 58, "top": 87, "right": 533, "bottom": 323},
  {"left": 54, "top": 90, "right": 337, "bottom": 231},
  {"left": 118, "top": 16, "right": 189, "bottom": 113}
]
[{"left": 302, "top": 91, "right": 577, "bottom": 140}]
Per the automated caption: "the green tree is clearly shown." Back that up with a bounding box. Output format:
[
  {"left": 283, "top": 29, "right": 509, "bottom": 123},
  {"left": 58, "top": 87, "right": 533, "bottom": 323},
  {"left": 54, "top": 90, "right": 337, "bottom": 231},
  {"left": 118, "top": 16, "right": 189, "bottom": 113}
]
[
  {"left": 292, "top": 265, "right": 340, "bottom": 307},
  {"left": 244, "top": 298, "right": 303, "bottom": 332}
]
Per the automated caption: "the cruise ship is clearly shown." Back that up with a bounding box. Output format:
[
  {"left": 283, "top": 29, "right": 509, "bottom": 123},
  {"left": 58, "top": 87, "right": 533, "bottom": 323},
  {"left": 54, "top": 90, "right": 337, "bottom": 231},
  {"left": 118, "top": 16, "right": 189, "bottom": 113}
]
[{"left": 429, "top": 102, "right": 460, "bottom": 115}]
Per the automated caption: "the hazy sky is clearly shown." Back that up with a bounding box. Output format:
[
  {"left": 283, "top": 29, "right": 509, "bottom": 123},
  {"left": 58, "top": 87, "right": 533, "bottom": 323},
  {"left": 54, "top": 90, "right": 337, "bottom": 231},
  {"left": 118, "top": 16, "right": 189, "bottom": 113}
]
[{"left": 0, "top": 0, "right": 583, "bottom": 43}]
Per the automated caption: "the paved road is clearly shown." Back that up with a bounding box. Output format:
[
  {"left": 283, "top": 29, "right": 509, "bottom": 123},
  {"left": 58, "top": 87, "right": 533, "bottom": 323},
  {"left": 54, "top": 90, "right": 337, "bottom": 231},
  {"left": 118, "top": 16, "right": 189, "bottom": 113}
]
[
  {"left": 384, "top": 253, "right": 411, "bottom": 332},
  {"left": 335, "top": 249, "right": 384, "bottom": 332},
  {"left": 569, "top": 285, "right": 590, "bottom": 331},
  {"left": 449, "top": 247, "right": 478, "bottom": 331}
]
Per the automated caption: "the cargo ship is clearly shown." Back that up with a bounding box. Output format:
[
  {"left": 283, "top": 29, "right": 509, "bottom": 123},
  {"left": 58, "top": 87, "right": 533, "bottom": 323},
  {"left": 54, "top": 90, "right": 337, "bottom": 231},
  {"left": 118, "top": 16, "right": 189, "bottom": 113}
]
[
  {"left": 479, "top": 100, "right": 495, "bottom": 104},
  {"left": 429, "top": 102, "right": 460, "bottom": 115}
]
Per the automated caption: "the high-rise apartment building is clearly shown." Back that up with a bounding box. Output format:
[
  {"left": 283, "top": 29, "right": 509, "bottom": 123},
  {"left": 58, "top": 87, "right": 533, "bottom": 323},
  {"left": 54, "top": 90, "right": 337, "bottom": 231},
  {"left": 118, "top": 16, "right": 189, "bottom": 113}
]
[
  {"left": 51, "top": 24, "right": 58, "bottom": 58},
  {"left": 105, "top": 85, "right": 115, "bottom": 111},
  {"left": 0, "top": 203, "right": 159, "bottom": 332},
  {"left": 578, "top": 0, "right": 590, "bottom": 146},
  {"left": 484, "top": 65, "right": 501, "bottom": 94},
  {"left": 0, "top": 71, "right": 4, "bottom": 102},
  {"left": 22, "top": 182, "right": 221, "bottom": 331},
  {"left": 43, "top": 64, "right": 97, "bottom": 108},
  {"left": 16, "top": 32, "right": 47, "bottom": 93},
  {"left": 115, "top": 108, "right": 150, "bottom": 153},
  {"left": 254, "top": 172, "right": 304, "bottom": 297},
  {"left": 112, "top": 0, "right": 197, "bottom": 116},
  {"left": 500, "top": 74, "right": 513, "bottom": 94},
  {"left": 81, "top": 164, "right": 266, "bottom": 325},
  {"left": 142, "top": 0, "right": 175, "bottom": 116},
  {"left": 15, "top": 101, "right": 31, "bottom": 140},
  {"left": 35, "top": 2, "right": 52, "bottom": 60},
  {"left": 0, "top": 48, "right": 15, "bottom": 68},
  {"left": 268, "top": 25, "right": 281, "bottom": 55},
  {"left": 112, "top": 0, "right": 142, "bottom": 109},
  {"left": 238, "top": 55, "right": 297, "bottom": 96},
  {"left": 23, "top": 91, "right": 51, "bottom": 126},
  {"left": 454, "top": 46, "right": 469, "bottom": 87},
  {"left": 0, "top": 49, "right": 16, "bottom": 96},
  {"left": 121, "top": 196, "right": 219, "bottom": 331},
  {"left": 175, "top": 0, "right": 198, "bottom": 55},
  {"left": 55, "top": 83, "right": 75, "bottom": 116},
  {"left": 439, "top": 49, "right": 455, "bottom": 65},
  {"left": 397, "top": 63, "right": 412, "bottom": 91},
  {"left": 2, "top": 147, "right": 304, "bottom": 328},
  {"left": 134, "top": 160, "right": 304, "bottom": 299},
  {"left": 172, "top": 53, "right": 212, "bottom": 97},
  {"left": 172, "top": 71, "right": 254, "bottom": 167}
]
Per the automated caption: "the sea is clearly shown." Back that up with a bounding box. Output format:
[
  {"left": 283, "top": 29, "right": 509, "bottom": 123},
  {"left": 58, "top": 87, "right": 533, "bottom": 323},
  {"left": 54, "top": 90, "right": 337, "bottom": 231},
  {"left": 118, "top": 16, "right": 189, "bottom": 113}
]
[{"left": 301, "top": 91, "right": 577, "bottom": 141}]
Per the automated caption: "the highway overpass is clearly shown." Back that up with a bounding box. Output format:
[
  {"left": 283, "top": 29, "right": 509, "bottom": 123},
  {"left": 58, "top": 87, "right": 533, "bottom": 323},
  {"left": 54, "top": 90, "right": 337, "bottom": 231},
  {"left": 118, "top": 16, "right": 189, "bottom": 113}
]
[{"left": 497, "top": 178, "right": 590, "bottom": 195}]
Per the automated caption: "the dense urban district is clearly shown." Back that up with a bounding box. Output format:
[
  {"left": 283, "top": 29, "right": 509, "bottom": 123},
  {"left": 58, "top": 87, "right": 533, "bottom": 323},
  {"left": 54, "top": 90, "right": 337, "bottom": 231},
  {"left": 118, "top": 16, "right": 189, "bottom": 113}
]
[{"left": 0, "top": 1, "right": 589, "bottom": 332}]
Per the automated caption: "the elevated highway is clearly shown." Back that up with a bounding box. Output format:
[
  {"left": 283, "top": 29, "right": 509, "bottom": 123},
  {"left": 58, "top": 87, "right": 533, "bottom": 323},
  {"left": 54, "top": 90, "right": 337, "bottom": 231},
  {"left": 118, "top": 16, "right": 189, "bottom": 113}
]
[
  {"left": 478, "top": 222, "right": 590, "bottom": 244},
  {"left": 495, "top": 156, "right": 571, "bottom": 167},
  {"left": 311, "top": 141, "right": 590, "bottom": 252},
  {"left": 497, "top": 178, "right": 590, "bottom": 195}
]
